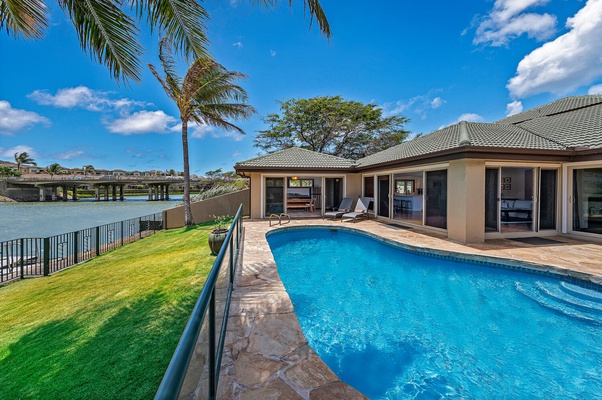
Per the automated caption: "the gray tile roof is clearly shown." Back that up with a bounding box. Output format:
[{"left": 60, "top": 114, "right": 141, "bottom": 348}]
[
  {"left": 496, "top": 95, "right": 602, "bottom": 125},
  {"left": 235, "top": 147, "right": 356, "bottom": 169},
  {"left": 236, "top": 95, "right": 602, "bottom": 171},
  {"left": 356, "top": 121, "right": 566, "bottom": 167}
]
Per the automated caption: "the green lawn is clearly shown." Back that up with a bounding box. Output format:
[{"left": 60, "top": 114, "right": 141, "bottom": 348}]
[{"left": 0, "top": 224, "right": 216, "bottom": 399}]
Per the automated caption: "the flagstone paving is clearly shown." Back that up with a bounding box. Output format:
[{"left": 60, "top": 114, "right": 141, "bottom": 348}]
[{"left": 212, "top": 217, "right": 602, "bottom": 399}]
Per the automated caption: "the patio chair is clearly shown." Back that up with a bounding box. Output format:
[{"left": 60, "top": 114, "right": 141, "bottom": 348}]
[
  {"left": 341, "top": 197, "right": 371, "bottom": 222},
  {"left": 323, "top": 197, "right": 354, "bottom": 220}
]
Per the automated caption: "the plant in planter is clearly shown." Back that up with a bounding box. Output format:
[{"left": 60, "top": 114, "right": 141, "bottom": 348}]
[{"left": 208, "top": 214, "right": 231, "bottom": 255}]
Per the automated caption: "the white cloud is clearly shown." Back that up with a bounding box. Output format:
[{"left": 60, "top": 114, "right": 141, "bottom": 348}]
[
  {"left": 105, "top": 111, "right": 176, "bottom": 135},
  {"left": 0, "top": 145, "right": 37, "bottom": 158},
  {"left": 0, "top": 101, "right": 50, "bottom": 135},
  {"left": 55, "top": 150, "right": 85, "bottom": 160},
  {"left": 270, "top": 50, "right": 277, "bottom": 57},
  {"left": 28, "top": 86, "right": 148, "bottom": 112},
  {"left": 189, "top": 124, "right": 215, "bottom": 139},
  {"left": 507, "top": 0, "right": 602, "bottom": 98},
  {"left": 588, "top": 84, "right": 602, "bottom": 94},
  {"left": 505, "top": 100, "right": 523, "bottom": 116},
  {"left": 431, "top": 97, "right": 446, "bottom": 109},
  {"left": 473, "top": 0, "right": 556, "bottom": 46},
  {"left": 457, "top": 113, "right": 484, "bottom": 123},
  {"left": 231, "top": 151, "right": 242, "bottom": 158},
  {"left": 232, "top": 42, "right": 244, "bottom": 49},
  {"left": 381, "top": 94, "right": 446, "bottom": 118}
]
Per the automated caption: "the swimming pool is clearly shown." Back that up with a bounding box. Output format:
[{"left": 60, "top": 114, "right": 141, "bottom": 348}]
[{"left": 267, "top": 227, "right": 602, "bottom": 399}]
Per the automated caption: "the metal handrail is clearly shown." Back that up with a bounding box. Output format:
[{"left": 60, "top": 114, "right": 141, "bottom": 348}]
[
  {"left": 155, "top": 204, "right": 243, "bottom": 400},
  {"left": 268, "top": 213, "right": 290, "bottom": 227}
]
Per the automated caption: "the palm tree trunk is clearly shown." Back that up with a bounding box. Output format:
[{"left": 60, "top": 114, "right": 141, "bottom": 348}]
[{"left": 182, "top": 120, "right": 195, "bottom": 226}]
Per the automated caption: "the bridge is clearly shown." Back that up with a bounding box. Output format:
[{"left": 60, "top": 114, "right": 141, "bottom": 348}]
[{"left": 1, "top": 177, "right": 186, "bottom": 202}]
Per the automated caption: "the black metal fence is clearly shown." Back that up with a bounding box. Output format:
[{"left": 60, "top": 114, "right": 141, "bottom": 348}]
[
  {"left": 155, "top": 204, "right": 244, "bottom": 400},
  {"left": 0, "top": 213, "right": 163, "bottom": 284}
]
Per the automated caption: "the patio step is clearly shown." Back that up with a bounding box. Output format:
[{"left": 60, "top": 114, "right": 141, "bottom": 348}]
[{"left": 515, "top": 281, "right": 602, "bottom": 325}]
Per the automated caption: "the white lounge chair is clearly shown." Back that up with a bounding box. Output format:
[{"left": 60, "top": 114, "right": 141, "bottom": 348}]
[
  {"left": 323, "top": 197, "right": 354, "bottom": 220},
  {"left": 341, "top": 197, "right": 371, "bottom": 221}
]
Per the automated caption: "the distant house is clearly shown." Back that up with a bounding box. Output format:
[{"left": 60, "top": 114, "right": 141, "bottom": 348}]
[
  {"left": 235, "top": 95, "right": 602, "bottom": 243},
  {"left": 112, "top": 169, "right": 127, "bottom": 176}
]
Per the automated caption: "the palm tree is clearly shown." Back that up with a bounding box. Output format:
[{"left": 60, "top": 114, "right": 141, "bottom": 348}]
[
  {"left": 0, "top": 0, "right": 330, "bottom": 84},
  {"left": 83, "top": 164, "right": 95, "bottom": 177},
  {"left": 14, "top": 151, "right": 36, "bottom": 173},
  {"left": 46, "top": 163, "right": 62, "bottom": 178},
  {"left": 149, "top": 38, "right": 255, "bottom": 226}
]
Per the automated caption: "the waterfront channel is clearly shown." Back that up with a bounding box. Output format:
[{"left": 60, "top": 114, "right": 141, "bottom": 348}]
[{"left": 0, "top": 196, "right": 182, "bottom": 242}]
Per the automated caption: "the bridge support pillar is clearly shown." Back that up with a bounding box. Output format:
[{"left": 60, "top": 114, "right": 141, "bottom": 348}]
[
  {"left": 165, "top": 184, "right": 170, "bottom": 200},
  {"left": 112, "top": 184, "right": 117, "bottom": 201},
  {"left": 119, "top": 185, "right": 124, "bottom": 201},
  {"left": 39, "top": 187, "right": 46, "bottom": 202},
  {"left": 72, "top": 186, "right": 78, "bottom": 201},
  {"left": 95, "top": 187, "right": 100, "bottom": 201},
  {"left": 51, "top": 187, "right": 57, "bottom": 201},
  {"left": 160, "top": 184, "right": 165, "bottom": 201},
  {"left": 148, "top": 186, "right": 153, "bottom": 201},
  {"left": 63, "top": 185, "right": 68, "bottom": 202},
  {"left": 104, "top": 185, "right": 109, "bottom": 201}
]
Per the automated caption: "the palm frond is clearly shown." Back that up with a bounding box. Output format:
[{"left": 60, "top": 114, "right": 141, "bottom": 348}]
[
  {"left": 58, "top": 0, "right": 143, "bottom": 84},
  {"left": 0, "top": 0, "right": 48, "bottom": 39},
  {"left": 133, "top": 0, "right": 209, "bottom": 61},
  {"left": 252, "top": 0, "right": 331, "bottom": 38}
]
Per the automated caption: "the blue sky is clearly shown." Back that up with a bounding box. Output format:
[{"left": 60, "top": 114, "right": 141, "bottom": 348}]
[{"left": 2, "top": 0, "right": 602, "bottom": 175}]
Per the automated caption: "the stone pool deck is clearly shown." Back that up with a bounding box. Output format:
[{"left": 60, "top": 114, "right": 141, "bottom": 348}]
[{"left": 215, "top": 218, "right": 602, "bottom": 399}]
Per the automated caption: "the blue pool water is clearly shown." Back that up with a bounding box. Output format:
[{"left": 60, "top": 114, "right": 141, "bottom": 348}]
[{"left": 267, "top": 228, "right": 602, "bottom": 399}]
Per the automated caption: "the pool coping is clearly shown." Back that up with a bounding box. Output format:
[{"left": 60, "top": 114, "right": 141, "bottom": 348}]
[{"left": 212, "top": 218, "right": 602, "bottom": 399}]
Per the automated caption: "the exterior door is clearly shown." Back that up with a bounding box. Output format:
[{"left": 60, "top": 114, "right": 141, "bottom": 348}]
[
  {"left": 425, "top": 170, "right": 447, "bottom": 229},
  {"left": 378, "top": 175, "right": 390, "bottom": 218}
]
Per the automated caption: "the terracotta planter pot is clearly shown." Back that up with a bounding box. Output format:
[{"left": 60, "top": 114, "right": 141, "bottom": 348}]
[{"left": 208, "top": 230, "right": 228, "bottom": 255}]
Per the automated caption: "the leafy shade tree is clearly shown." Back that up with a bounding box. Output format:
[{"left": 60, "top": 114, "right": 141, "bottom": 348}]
[
  {"left": 46, "top": 163, "right": 62, "bottom": 178},
  {"left": 149, "top": 39, "right": 255, "bottom": 226},
  {"left": 0, "top": 0, "right": 330, "bottom": 84},
  {"left": 83, "top": 164, "right": 95, "bottom": 176},
  {"left": 14, "top": 151, "right": 36, "bottom": 173},
  {"left": 255, "top": 96, "right": 411, "bottom": 159}
]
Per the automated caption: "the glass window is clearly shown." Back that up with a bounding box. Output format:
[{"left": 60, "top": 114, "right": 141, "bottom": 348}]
[{"left": 572, "top": 168, "right": 602, "bottom": 235}]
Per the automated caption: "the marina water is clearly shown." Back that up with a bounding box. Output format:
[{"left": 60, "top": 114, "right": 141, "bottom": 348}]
[{"left": 0, "top": 196, "right": 182, "bottom": 242}]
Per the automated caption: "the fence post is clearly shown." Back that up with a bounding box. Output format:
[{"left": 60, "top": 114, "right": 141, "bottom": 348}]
[
  {"left": 139, "top": 217, "right": 142, "bottom": 239},
  {"left": 20, "top": 238, "right": 24, "bottom": 279},
  {"left": 43, "top": 237, "right": 50, "bottom": 276},
  {"left": 74, "top": 231, "right": 79, "bottom": 264},
  {"left": 95, "top": 226, "right": 100, "bottom": 256},
  {"left": 121, "top": 221, "right": 125, "bottom": 247}
]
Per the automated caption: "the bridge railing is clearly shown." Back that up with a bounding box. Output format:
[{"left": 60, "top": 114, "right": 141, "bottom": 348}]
[{"left": 0, "top": 212, "right": 163, "bottom": 284}]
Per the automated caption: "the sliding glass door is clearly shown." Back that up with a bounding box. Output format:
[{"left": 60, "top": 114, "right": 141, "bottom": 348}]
[
  {"left": 425, "top": 170, "right": 447, "bottom": 229},
  {"left": 378, "top": 175, "right": 390, "bottom": 218},
  {"left": 572, "top": 168, "right": 602, "bottom": 235},
  {"left": 484, "top": 167, "right": 558, "bottom": 233}
]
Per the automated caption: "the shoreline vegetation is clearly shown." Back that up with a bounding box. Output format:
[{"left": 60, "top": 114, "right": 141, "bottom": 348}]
[{"left": 0, "top": 223, "right": 215, "bottom": 398}]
